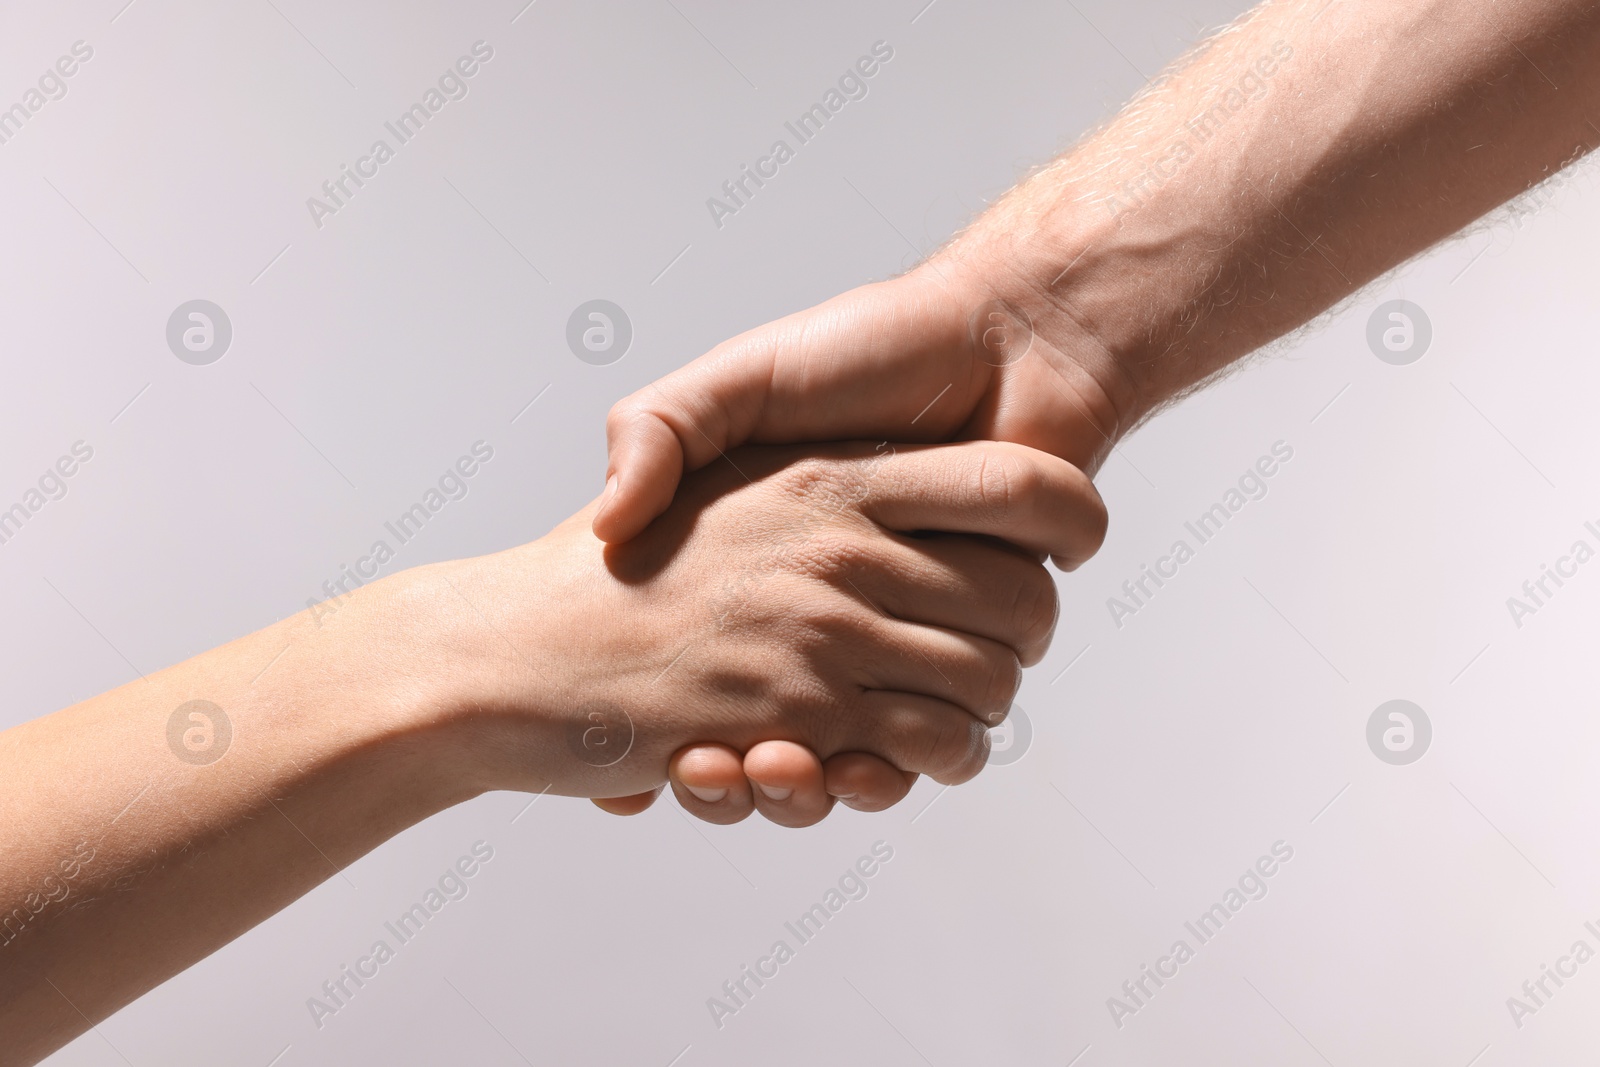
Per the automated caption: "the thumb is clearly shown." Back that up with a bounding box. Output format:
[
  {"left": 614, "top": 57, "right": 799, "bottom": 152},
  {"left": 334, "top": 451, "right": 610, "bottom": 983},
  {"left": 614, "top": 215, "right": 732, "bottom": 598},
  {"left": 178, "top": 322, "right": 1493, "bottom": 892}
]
[
  {"left": 592, "top": 408, "right": 687, "bottom": 543},
  {"left": 591, "top": 328, "right": 782, "bottom": 543},
  {"left": 592, "top": 272, "right": 979, "bottom": 543}
]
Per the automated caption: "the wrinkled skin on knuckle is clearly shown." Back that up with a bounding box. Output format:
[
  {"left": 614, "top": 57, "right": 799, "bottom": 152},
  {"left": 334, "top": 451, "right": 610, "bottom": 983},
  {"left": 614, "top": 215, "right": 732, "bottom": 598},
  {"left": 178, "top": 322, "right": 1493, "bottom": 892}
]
[
  {"left": 768, "top": 672, "right": 847, "bottom": 754},
  {"left": 810, "top": 688, "right": 874, "bottom": 762},
  {"left": 701, "top": 570, "right": 843, "bottom": 693},
  {"left": 785, "top": 530, "right": 876, "bottom": 584},
  {"left": 702, "top": 622, "right": 847, "bottom": 753},
  {"left": 925, "top": 714, "right": 990, "bottom": 785},
  {"left": 744, "top": 635, "right": 867, "bottom": 761},
  {"left": 973, "top": 452, "right": 1011, "bottom": 521},
  {"left": 1011, "top": 571, "right": 1061, "bottom": 664},
  {"left": 973, "top": 447, "right": 1043, "bottom": 527},
  {"left": 778, "top": 588, "right": 876, "bottom": 688},
  {"left": 776, "top": 455, "right": 868, "bottom": 513},
  {"left": 978, "top": 651, "right": 1024, "bottom": 722}
]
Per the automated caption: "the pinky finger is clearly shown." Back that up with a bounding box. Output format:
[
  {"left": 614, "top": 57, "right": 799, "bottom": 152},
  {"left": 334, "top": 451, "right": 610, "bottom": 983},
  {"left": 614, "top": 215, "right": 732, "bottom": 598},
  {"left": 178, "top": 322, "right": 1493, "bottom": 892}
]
[{"left": 592, "top": 786, "right": 665, "bottom": 816}]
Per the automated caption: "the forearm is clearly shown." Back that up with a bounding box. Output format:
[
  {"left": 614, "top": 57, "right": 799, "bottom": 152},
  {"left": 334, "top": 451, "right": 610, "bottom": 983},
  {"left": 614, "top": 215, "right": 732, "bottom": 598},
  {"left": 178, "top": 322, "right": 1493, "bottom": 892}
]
[
  {"left": 0, "top": 450, "right": 1076, "bottom": 1060},
  {"left": 0, "top": 570, "right": 487, "bottom": 1065},
  {"left": 939, "top": 0, "right": 1600, "bottom": 430}
]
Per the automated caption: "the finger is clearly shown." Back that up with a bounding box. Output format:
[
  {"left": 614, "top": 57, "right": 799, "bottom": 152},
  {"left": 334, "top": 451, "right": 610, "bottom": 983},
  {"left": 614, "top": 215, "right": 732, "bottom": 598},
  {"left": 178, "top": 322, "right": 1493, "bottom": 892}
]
[
  {"left": 857, "top": 441, "right": 1108, "bottom": 566},
  {"left": 851, "top": 613, "right": 1022, "bottom": 726},
  {"left": 828, "top": 691, "right": 992, "bottom": 787},
  {"left": 670, "top": 744, "right": 755, "bottom": 826},
  {"left": 744, "top": 741, "right": 834, "bottom": 828},
  {"left": 822, "top": 752, "right": 918, "bottom": 813},
  {"left": 594, "top": 279, "right": 984, "bottom": 543},
  {"left": 593, "top": 404, "right": 685, "bottom": 543},
  {"left": 849, "top": 532, "right": 1059, "bottom": 665},
  {"left": 591, "top": 786, "right": 664, "bottom": 817}
]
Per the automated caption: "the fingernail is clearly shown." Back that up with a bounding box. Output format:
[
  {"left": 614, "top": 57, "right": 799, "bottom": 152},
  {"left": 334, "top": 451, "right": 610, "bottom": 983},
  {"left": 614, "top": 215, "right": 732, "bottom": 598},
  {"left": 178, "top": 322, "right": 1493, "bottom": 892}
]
[
  {"left": 829, "top": 791, "right": 858, "bottom": 801},
  {"left": 756, "top": 783, "right": 793, "bottom": 802},
  {"left": 686, "top": 785, "right": 727, "bottom": 803},
  {"left": 599, "top": 474, "right": 618, "bottom": 509}
]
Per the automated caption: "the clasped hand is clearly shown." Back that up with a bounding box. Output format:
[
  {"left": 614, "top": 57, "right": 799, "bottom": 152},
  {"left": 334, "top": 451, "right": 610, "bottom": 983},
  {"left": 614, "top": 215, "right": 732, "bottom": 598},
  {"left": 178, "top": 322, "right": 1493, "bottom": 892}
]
[{"left": 447, "top": 436, "right": 1104, "bottom": 826}]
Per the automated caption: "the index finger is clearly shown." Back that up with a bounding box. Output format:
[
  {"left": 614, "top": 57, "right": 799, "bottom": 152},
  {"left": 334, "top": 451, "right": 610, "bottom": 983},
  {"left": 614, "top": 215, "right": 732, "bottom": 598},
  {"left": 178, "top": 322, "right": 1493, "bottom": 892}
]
[{"left": 855, "top": 441, "right": 1108, "bottom": 567}]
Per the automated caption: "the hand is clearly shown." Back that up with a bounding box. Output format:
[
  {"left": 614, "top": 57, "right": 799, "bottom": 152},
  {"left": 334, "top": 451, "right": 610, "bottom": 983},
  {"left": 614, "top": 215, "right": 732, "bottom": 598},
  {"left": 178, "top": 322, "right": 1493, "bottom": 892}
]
[
  {"left": 589, "top": 262, "right": 1123, "bottom": 823},
  {"left": 431, "top": 440, "right": 1104, "bottom": 818},
  {"left": 591, "top": 260, "right": 1130, "bottom": 558}
]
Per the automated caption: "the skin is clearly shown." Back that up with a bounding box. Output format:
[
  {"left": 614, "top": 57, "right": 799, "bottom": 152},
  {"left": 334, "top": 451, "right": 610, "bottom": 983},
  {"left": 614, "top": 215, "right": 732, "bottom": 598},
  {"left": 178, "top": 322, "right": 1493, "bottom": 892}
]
[
  {"left": 600, "top": 0, "right": 1600, "bottom": 817},
  {"left": 10, "top": 0, "right": 1599, "bottom": 1056},
  {"left": 0, "top": 440, "right": 1103, "bottom": 1065}
]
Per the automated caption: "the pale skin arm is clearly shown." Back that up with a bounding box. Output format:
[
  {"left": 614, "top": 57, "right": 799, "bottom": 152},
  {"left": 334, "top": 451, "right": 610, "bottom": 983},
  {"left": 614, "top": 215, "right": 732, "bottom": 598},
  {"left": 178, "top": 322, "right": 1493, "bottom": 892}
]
[
  {"left": 0, "top": 441, "right": 1103, "bottom": 1065},
  {"left": 603, "top": 0, "right": 1600, "bottom": 816}
]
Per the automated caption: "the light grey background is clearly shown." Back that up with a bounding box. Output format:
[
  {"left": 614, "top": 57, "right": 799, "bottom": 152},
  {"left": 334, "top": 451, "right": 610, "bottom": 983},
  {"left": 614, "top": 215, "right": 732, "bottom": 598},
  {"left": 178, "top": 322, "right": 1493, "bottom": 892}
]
[{"left": 5, "top": 1, "right": 1598, "bottom": 1063}]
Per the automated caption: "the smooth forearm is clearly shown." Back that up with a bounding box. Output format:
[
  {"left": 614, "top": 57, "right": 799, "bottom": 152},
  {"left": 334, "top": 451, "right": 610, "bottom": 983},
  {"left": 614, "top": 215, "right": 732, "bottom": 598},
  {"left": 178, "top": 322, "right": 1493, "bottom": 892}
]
[
  {"left": 0, "top": 446, "right": 1078, "bottom": 1061},
  {"left": 0, "top": 570, "right": 487, "bottom": 1064},
  {"left": 937, "top": 0, "right": 1600, "bottom": 430}
]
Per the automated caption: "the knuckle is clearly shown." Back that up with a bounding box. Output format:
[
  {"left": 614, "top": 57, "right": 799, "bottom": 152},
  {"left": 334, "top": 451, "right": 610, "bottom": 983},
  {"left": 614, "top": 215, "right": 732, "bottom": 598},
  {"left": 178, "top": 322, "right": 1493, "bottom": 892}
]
[
  {"left": 791, "top": 602, "right": 863, "bottom": 657},
  {"left": 919, "top": 711, "right": 983, "bottom": 781},
  {"left": 788, "top": 676, "right": 850, "bottom": 742},
  {"left": 928, "top": 715, "right": 989, "bottom": 784},
  {"left": 974, "top": 452, "right": 1012, "bottom": 515},
  {"left": 974, "top": 449, "right": 1042, "bottom": 522},
  {"left": 1079, "top": 475, "right": 1111, "bottom": 556},
  {"left": 775, "top": 596, "right": 879, "bottom": 687},
  {"left": 980, "top": 651, "right": 1023, "bottom": 719},
  {"left": 603, "top": 395, "right": 646, "bottom": 439},
  {"left": 1059, "top": 468, "right": 1110, "bottom": 568},
  {"left": 788, "top": 532, "right": 874, "bottom": 580},
  {"left": 1011, "top": 572, "right": 1061, "bottom": 654},
  {"left": 781, "top": 454, "right": 833, "bottom": 490},
  {"left": 779, "top": 456, "right": 861, "bottom": 508}
]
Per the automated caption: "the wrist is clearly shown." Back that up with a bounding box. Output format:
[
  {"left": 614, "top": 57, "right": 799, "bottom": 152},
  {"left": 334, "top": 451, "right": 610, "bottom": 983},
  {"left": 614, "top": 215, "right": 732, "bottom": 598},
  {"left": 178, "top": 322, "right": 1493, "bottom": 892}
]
[
  {"left": 290, "top": 565, "right": 517, "bottom": 806},
  {"left": 912, "top": 220, "right": 1140, "bottom": 474},
  {"left": 376, "top": 536, "right": 668, "bottom": 801}
]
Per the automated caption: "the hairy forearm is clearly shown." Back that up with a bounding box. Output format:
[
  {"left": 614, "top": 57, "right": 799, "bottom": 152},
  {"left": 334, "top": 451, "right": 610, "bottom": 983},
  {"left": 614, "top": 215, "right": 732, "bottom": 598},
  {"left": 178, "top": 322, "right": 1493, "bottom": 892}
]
[
  {"left": 0, "top": 572, "right": 485, "bottom": 1065},
  {"left": 940, "top": 0, "right": 1600, "bottom": 429}
]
